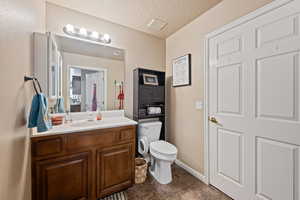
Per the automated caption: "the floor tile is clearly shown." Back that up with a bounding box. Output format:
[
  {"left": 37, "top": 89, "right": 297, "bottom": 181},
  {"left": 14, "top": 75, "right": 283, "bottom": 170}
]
[{"left": 127, "top": 165, "right": 232, "bottom": 200}]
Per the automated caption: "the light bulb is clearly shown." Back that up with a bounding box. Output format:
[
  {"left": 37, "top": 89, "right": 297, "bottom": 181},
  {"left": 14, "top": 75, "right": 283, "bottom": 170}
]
[
  {"left": 90, "top": 31, "right": 99, "bottom": 39},
  {"left": 79, "top": 28, "right": 87, "bottom": 37},
  {"left": 102, "top": 34, "right": 111, "bottom": 43},
  {"left": 65, "top": 24, "right": 74, "bottom": 34}
]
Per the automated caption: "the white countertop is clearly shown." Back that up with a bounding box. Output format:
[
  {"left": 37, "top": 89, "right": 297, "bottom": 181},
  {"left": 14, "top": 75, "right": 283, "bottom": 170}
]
[{"left": 31, "top": 110, "right": 137, "bottom": 138}]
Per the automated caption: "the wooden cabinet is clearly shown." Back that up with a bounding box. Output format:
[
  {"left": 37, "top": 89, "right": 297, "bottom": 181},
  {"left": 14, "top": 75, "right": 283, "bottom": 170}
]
[
  {"left": 34, "top": 152, "right": 91, "bottom": 200},
  {"left": 31, "top": 125, "right": 136, "bottom": 200},
  {"left": 97, "top": 144, "right": 134, "bottom": 197}
]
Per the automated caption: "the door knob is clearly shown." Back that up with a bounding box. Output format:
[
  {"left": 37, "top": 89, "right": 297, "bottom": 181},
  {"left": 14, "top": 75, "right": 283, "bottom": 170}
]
[{"left": 209, "top": 116, "right": 219, "bottom": 124}]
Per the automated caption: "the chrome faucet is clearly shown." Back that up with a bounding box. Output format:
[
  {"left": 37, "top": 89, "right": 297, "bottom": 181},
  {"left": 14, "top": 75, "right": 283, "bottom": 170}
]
[
  {"left": 65, "top": 110, "right": 72, "bottom": 123},
  {"left": 87, "top": 112, "right": 95, "bottom": 121}
]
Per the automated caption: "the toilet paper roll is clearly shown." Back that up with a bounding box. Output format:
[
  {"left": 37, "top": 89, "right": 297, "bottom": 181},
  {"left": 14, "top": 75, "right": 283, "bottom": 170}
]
[
  {"left": 147, "top": 107, "right": 162, "bottom": 114},
  {"left": 138, "top": 136, "right": 149, "bottom": 155}
]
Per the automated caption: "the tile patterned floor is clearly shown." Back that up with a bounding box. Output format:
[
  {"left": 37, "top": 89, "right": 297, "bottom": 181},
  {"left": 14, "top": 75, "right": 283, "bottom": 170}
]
[{"left": 127, "top": 165, "right": 232, "bottom": 200}]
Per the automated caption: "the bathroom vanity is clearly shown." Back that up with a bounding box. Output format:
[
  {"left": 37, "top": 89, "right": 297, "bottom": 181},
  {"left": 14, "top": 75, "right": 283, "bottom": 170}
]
[
  {"left": 31, "top": 31, "right": 134, "bottom": 200},
  {"left": 31, "top": 113, "right": 137, "bottom": 200}
]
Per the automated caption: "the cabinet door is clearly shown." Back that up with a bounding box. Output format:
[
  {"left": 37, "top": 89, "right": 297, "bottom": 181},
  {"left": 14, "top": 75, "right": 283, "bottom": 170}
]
[
  {"left": 34, "top": 152, "right": 91, "bottom": 200},
  {"left": 140, "top": 85, "right": 165, "bottom": 105},
  {"left": 97, "top": 144, "right": 134, "bottom": 197}
]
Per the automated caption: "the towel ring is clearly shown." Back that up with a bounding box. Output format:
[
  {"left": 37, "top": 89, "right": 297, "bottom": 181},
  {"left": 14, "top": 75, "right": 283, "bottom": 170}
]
[{"left": 24, "top": 76, "right": 43, "bottom": 95}]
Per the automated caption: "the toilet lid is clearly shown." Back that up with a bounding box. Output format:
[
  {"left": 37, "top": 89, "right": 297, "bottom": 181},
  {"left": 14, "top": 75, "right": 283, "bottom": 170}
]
[{"left": 150, "top": 141, "right": 177, "bottom": 156}]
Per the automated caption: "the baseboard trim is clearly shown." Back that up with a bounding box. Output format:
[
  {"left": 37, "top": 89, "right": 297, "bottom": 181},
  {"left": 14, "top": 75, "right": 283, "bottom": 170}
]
[{"left": 175, "top": 159, "right": 209, "bottom": 184}]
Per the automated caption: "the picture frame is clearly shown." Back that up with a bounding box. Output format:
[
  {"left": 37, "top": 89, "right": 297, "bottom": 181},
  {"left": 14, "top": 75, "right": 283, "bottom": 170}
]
[
  {"left": 143, "top": 73, "right": 159, "bottom": 86},
  {"left": 172, "top": 54, "right": 191, "bottom": 87}
]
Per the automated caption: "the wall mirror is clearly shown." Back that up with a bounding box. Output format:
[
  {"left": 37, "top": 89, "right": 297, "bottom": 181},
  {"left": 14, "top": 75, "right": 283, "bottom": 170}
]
[{"left": 33, "top": 32, "right": 125, "bottom": 113}]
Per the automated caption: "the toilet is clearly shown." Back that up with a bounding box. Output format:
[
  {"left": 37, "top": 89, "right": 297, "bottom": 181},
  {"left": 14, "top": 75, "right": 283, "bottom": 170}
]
[{"left": 138, "top": 121, "right": 177, "bottom": 184}]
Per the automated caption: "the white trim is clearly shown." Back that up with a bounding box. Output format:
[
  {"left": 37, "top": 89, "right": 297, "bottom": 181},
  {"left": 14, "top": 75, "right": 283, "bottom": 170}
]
[
  {"left": 175, "top": 159, "right": 208, "bottom": 184},
  {"left": 48, "top": 32, "right": 59, "bottom": 98},
  {"left": 203, "top": 0, "right": 293, "bottom": 185},
  {"left": 203, "top": 37, "right": 210, "bottom": 184}
]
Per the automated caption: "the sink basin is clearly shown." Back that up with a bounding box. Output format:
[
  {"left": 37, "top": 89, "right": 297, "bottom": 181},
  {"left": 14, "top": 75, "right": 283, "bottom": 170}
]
[
  {"left": 69, "top": 118, "right": 131, "bottom": 128},
  {"left": 70, "top": 120, "right": 103, "bottom": 127},
  {"left": 31, "top": 114, "right": 138, "bottom": 138}
]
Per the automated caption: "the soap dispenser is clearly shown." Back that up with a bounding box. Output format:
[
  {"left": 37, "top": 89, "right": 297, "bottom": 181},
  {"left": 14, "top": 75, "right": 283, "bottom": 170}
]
[{"left": 96, "top": 109, "right": 102, "bottom": 121}]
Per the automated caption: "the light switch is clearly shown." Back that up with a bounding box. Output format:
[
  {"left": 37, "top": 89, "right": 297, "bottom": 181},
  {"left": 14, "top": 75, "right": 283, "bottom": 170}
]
[{"left": 195, "top": 100, "right": 203, "bottom": 110}]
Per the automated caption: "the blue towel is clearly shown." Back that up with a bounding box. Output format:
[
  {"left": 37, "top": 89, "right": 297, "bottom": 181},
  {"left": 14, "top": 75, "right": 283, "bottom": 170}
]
[
  {"left": 54, "top": 97, "right": 65, "bottom": 113},
  {"left": 28, "top": 93, "right": 52, "bottom": 132}
]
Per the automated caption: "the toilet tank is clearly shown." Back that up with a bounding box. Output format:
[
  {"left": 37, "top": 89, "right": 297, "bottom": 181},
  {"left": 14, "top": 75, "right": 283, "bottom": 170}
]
[{"left": 138, "top": 121, "right": 162, "bottom": 143}]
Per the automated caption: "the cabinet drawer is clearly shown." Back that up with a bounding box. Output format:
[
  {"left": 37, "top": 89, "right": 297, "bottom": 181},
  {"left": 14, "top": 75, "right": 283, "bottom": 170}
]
[
  {"left": 32, "top": 137, "right": 63, "bottom": 157},
  {"left": 66, "top": 130, "right": 118, "bottom": 151},
  {"left": 119, "top": 128, "right": 134, "bottom": 141}
]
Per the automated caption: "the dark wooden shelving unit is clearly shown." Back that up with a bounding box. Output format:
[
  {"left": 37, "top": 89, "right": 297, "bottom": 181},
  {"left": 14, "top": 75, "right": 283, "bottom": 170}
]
[{"left": 133, "top": 68, "right": 166, "bottom": 141}]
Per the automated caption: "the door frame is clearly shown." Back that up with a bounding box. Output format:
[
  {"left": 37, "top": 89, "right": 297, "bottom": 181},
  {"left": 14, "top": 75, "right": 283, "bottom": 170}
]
[
  {"left": 203, "top": 0, "right": 294, "bottom": 185},
  {"left": 67, "top": 65, "right": 108, "bottom": 111}
]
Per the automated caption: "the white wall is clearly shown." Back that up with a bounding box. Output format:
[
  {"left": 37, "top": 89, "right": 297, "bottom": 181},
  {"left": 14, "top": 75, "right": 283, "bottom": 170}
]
[
  {"left": 166, "top": 0, "right": 273, "bottom": 174},
  {"left": 46, "top": 3, "right": 166, "bottom": 117},
  {"left": 0, "top": 0, "right": 45, "bottom": 199}
]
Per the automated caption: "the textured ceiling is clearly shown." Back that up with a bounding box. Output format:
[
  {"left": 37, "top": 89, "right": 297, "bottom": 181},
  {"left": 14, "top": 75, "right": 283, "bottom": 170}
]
[{"left": 46, "top": 0, "right": 222, "bottom": 38}]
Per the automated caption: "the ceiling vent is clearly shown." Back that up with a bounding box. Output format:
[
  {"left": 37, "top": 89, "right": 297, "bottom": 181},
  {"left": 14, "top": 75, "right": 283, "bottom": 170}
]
[{"left": 147, "top": 18, "right": 168, "bottom": 31}]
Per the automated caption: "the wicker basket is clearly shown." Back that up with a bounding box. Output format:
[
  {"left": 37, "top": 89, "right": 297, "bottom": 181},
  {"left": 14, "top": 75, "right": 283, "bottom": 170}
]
[{"left": 135, "top": 158, "right": 148, "bottom": 184}]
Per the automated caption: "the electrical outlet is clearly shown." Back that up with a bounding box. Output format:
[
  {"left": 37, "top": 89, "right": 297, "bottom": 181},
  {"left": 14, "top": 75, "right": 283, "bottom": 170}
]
[{"left": 195, "top": 101, "right": 203, "bottom": 110}]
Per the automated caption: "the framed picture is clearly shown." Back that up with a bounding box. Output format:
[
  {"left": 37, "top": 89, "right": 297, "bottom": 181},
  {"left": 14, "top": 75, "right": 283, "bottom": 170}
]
[
  {"left": 172, "top": 54, "right": 191, "bottom": 87},
  {"left": 143, "top": 73, "right": 159, "bottom": 86}
]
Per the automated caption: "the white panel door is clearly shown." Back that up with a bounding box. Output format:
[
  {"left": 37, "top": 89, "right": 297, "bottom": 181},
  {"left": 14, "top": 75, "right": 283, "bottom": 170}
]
[
  {"left": 85, "top": 72, "right": 105, "bottom": 111},
  {"left": 209, "top": 21, "right": 252, "bottom": 199},
  {"left": 208, "top": 1, "right": 300, "bottom": 199}
]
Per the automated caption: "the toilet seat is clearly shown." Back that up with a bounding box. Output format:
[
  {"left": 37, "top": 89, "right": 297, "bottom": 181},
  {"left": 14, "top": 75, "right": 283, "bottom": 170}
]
[
  {"left": 138, "top": 136, "right": 149, "bottom": 155},
  {"left": 138, "top": 121, "right": 177, "bottom": 184},
  {"left": 150, "top": 141, "right": 177, "bottom": 161}
]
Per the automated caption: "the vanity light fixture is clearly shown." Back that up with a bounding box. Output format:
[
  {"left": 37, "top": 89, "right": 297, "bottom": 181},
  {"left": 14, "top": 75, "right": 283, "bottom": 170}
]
[
  {"left": 79, "top": 28, "right": 87, "bottom": 37},
  {"left": 63, "top": 24, "right": 111, "bottom": 44},
  {"left": 65, "top": 24, "right": 75, "bottom": 34},
  {"left": 91, "top": 31, "right": 99, "bottom": 39},
  {"left": 103, "top": 34, "right": 111, "bottom": 43}
]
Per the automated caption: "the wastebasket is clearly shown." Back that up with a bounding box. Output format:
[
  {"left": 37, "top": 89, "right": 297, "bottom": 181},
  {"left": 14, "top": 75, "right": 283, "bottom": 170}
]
[{"left": 135, "top": 158, "right": 147, "bottom": 184}]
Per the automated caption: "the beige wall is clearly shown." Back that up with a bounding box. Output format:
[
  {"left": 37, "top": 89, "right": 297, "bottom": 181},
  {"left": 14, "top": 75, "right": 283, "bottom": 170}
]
[
  {"left": 0, "top": 1, "right": 276, "bottom": 199},
  {"left": 0, "top": 0, "right": 45, "bottom": 200},
  {"left": 46, "top": 3, "right": 166, "bottom": 117},
  {"left": 62, "top": 52, "right": 125, "bottom": 110},
  {"left": 166, "top": 0, "right": 273, "bottom": 174}
]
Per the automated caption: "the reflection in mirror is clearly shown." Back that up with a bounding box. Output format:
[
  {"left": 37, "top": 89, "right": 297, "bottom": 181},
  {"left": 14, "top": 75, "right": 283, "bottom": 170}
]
[
  {"left": 69, "top": 66, "right": 106, "bottom": 112},
  {"left": 33, "top": 32, "right": 125, "bottom": 113}
]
